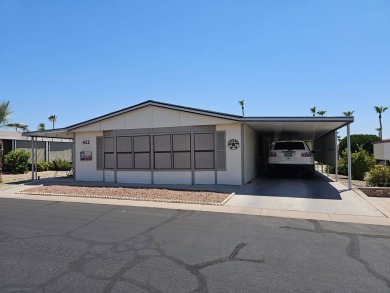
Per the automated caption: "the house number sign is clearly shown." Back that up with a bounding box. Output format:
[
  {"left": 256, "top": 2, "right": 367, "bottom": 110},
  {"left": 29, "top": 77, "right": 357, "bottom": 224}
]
[{"left": 228, "top": 139, "right": 240, "bottom": 150}]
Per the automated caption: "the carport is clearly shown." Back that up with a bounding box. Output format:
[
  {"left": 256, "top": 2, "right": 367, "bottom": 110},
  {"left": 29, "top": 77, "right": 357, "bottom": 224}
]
[{"left": 243, "top": 116, "right": 354, "bottom": 189}]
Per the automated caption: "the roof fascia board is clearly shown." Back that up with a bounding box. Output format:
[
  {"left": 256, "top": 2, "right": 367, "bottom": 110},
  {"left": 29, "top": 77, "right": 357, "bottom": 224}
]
[
  {"left": 243, "top": 116, "right": 354, "bottom": 123},
  {"left": 22, "top": 128, "right": 73, "bottom": 137}
]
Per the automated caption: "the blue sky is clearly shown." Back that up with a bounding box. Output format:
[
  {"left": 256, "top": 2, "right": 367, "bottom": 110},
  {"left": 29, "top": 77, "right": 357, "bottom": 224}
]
[{"left": 1, "top": 0, "right": 389, "bottom": 138}]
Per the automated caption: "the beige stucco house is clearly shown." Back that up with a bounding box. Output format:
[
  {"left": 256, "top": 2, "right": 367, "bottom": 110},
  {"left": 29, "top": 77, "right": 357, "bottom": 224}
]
[{"left": 23, "top": 100, "right": 353, "bottom": 185}]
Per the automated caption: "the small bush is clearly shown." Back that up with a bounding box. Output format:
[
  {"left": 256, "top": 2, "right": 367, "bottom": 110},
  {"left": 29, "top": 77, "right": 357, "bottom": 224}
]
[
  {"left": 4, "top": 149, "right": 30, "bottom": 174},
  {"left": 350, "top": 148, "right": 376, "bottom": 180},
  {"left": 336, "top": 148, "right": 376, "bottom": 180},
  {"left": 338, "top": 159, "right": 348, "bottom": 176},
  {"left": 366, "top": 165, "right": 390, "bottom": 187},
  {"left": 37, "top": 161, "right": 50, "bottom": 172},
  {"left": 51, "top": 158, "right": 72, "bottom": 171}
]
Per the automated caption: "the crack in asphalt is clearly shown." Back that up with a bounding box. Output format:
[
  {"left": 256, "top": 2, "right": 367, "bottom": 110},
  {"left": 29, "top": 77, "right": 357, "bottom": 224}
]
[
  {"left": 2, "top": 200, "right": 389, "bottom": 293},
  {"left": 281, "top": 219, "right": 390, "bottom": 289}
]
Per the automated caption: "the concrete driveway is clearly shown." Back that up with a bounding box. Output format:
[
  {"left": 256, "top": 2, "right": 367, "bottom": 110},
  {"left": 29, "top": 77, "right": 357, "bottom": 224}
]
[{"left": 226, "top": 173, "right": 384, "bottom": 217}]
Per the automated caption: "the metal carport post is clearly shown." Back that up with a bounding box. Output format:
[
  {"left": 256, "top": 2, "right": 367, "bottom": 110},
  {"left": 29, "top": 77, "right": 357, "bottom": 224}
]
[
  {"left": 31, "top": 136, "right": 35, "bottom": 181},
  {"left": 347, "top": 123, "right": 352, "bottom": 190}
]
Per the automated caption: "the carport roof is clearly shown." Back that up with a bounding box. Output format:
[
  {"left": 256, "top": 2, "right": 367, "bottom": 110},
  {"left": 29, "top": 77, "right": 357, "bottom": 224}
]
[
  {"left": 22, "top": 100, "right": 353, "bottom": 140},
  {"left": 243, "top": 116, "right": 353, "bottom": 141}
]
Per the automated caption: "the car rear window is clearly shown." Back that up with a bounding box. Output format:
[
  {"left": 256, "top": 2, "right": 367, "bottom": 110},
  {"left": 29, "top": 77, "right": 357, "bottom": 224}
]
[{"left": 273, "top": 142, "right": 306, "bottom": 150}]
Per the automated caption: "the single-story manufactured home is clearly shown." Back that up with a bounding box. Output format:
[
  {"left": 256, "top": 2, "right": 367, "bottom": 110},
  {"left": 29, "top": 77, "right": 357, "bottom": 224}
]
[{"left": 23, "top": 100, "right": 354, "bottom": 186}]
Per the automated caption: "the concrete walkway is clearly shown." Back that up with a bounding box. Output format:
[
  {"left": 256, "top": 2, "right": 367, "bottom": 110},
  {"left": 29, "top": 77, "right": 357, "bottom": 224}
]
[{"left": 0, "top": 177, "right": 390, "bottom": 226}]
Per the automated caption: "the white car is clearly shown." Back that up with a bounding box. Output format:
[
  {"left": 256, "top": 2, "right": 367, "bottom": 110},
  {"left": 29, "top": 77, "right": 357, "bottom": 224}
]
[{"left": 268, "top": 140, "right": 315, "bottom": 177}]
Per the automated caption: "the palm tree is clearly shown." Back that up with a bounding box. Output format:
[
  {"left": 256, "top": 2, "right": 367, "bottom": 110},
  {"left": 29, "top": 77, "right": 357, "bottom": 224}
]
[
  {"left": 37, "top": 123, "right": 45, "bottom": 131},
  {"left": 6, "top": 123, "right": 29, "bottom": 132},
  {"left": 0, "top": 101, "right": 13, "bottom": 182},
  {"left": 374, "top": 106, "right": 388, "bottom": 139},
  {"left": 19, "top": 124, "right": 29, "bottom": 132},
  {"left": 343, "top": 111, "right": 354, "bottom": 116},
  {"left": 238, "top": 100, "right": 244, "bottom": 116},
  {"left": 48, "top": 115, "right": 57, "bottom": 129},
  {"left": 317, "top": 110, "right": 327, "bottom": 116},
  {"left": 375, "top": 128, "right": 381, "bottom": 137},
  {"left": 310, "top": 107, "right": 316, "bottom": 116}
]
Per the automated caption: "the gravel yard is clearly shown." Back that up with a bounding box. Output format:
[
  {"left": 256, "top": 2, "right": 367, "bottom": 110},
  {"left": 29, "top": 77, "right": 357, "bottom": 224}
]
[
  {"left": 19, "top": 185, "right": 231, "bottom": 205},
  {"left": 0, "top": 171, "right": 68, "bottom": 189}
]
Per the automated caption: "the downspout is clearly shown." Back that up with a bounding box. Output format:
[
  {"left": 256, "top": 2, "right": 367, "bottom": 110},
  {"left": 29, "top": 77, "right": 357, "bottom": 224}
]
[
  {"left": 241, "top": 123, "right": 245, "bottom": 185},
  {"left": 347, "top": 123, "right": 352, "bottom": 189},
  {"left": 31, "top": 137, "right": 35, "bottom": 181},
  {"left": 335, "top": 131, "right": 338, "bottom": 182}
]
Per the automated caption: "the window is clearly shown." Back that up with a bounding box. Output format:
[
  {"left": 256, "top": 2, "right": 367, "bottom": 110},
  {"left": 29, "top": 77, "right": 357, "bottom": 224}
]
[
  {"left": 194, "top": 133, "right": 214, "bottom": 169},
  {"left": 104, "top": 137, "right": 114, "bottom": 169},
  {"left": 98, "top": 130, "right": 220, "bottom": 171},
  {"left": 273, "top": 142, "right": 305, "bottom": 150},
  {"left": 133, "top": 136, "right": 150, "bottom": 169},
  {"left": 154, "top": 135, "right": 171, "bottom": 169},
  {"left": 173, "top": 134, "right": 191, "bottom": 169},
  {"left": 117, "top": 136, "right": 132, "bottom": 169}
]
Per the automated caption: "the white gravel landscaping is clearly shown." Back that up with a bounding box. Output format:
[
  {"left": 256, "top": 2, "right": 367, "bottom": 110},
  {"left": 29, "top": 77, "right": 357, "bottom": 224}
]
[{"left": 19, "top": 185, "right": 231, "bottom": 205}]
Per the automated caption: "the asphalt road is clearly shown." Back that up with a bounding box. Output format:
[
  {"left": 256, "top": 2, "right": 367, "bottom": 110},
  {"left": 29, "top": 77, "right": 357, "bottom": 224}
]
[{"left": 0, "top": 198, "right": 390, "bottom": 293}]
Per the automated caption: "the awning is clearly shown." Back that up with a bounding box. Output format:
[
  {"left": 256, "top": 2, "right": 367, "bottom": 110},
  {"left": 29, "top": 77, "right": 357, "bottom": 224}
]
[{"left": 243, "top": 116, "right": 353, "bottom": 141}]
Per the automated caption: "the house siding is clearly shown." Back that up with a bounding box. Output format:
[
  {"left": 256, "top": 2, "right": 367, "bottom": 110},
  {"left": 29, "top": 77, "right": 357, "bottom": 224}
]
[
  {"left": 244, "top": 124, "right": 258, "bottom": 183},
  {"left": 216, "top": 123, "right": 242, "bottom": 185}
]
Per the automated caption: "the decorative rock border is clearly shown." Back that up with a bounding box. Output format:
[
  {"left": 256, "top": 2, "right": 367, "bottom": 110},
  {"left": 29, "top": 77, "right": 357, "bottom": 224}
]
[
  {"left": 16, "top": 190, "right": 235, "bottom": 206},
  {"left": 359, "top": 187, "right": 390, "bottom": 197}
]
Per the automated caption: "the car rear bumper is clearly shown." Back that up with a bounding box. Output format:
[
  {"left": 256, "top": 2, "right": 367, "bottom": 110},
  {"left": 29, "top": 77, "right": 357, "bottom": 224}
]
[{"left": 268, "top": 164, "right": 314, "bottom": 173}]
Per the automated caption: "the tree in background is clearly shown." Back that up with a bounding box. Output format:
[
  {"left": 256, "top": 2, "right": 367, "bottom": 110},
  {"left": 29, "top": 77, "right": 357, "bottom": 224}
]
[
  {"left": 37, "top": 123, "right": 46, "bottom": 131},
  {"left": 338, "top": 134, "right": 381, "bottom": 157},
  {"left": 238, "top": 99, "right": 244, "bottom": 116},
  {"left": 6, "top": 123, "right": 29, "bottom": 132},
  {"left": 343, "top": 111, "right": 354, "bottom": 116},
  {"left": 310, "top": 106, "right": 316, "bottom": 116},
  {"left": 374, "top": 106, "right": 388, "bottom": 139},
  {"left": 48, "top": 115, "right": 57, "bottom": 129},
  {"left": 317, "top": 110, "right": 327, "bottom": 116},
  {"left": 0, "top": 101, "right": 13, "bottom": 182}
]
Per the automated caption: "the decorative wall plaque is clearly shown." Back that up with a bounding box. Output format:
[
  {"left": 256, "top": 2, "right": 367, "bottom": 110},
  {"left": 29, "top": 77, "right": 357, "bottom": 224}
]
[
  {"left": 228, "top": 139, "right": 239, "bottom": 150},
  {"left": 80, "top": 150, "right": 92, "bottom": 161}
]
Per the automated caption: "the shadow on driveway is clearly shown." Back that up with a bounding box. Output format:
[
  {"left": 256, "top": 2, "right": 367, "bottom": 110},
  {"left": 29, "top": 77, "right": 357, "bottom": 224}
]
[{"left": 235, "top": 172, "right": 342, "bottom": 200}]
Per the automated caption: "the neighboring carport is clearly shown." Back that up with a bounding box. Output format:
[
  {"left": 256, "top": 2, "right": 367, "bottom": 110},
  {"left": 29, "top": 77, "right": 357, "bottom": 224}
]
[
  {"left": 23, "top": 129, "right": 75, "bottom": 181},
  {"left": 243, "top": 116, "right": 354, "bottom": 189}
]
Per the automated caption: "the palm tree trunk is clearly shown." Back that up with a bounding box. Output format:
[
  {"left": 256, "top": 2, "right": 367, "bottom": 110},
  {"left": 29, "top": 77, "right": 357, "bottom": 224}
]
[{"left": 379, "top": 114, "right": 383, "bottom": 139}]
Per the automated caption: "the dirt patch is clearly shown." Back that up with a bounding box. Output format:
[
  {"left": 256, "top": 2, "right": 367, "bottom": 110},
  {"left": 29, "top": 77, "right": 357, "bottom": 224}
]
[{"left": 19, "top": 185, "right": 230, "bottom": 205}]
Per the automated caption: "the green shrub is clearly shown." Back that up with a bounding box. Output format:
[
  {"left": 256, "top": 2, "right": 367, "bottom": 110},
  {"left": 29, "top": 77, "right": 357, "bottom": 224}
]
[
  {"left": 4, "top": 149, "right": 30, "bottom": 174},
  {"left": 337, "top": 159, "right": 348, "bottom": 176},
  {"left": 366, "top": 165, "right": 390, "bottom": 187},
  {"left": 336, "top": 148, "right": 376, "bottom": 180},
  {"left": 350, "top": 148, "right": 376, "bottom": 180},
  {"left": 51, "top": 158, "right": 72, "bottom": 171},
  {"left": 37, "top": 161, "right": 50, "bottom": 172},
  {"left": 338, "top": 134, "right": 380, "bottom": 157}
]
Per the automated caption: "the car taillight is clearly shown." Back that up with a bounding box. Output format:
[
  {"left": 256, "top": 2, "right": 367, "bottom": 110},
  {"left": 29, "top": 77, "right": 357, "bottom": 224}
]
[
  {"left": 269, "top": 152, "right": 276, "bottom": 157},
  {"left": 301, "top": 152, "right": 311, "bottom": 157}
]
